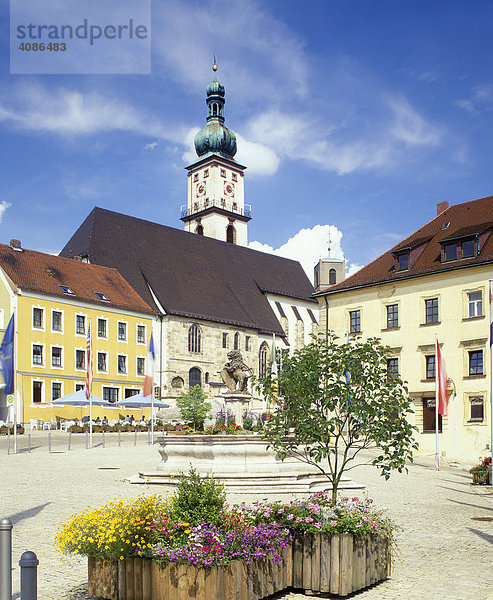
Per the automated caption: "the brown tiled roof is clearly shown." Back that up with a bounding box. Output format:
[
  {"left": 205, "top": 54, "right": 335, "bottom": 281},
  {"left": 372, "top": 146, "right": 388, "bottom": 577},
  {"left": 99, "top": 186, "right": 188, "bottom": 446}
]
[
  {"left": 59, "top": 208, "right": 316, "bottom": 335},
  {"left": 316, "top": 195, "right": 493, "bottom": 296},
  {"left": 0, "top": 244, "right": 155, "bottom": 314}
]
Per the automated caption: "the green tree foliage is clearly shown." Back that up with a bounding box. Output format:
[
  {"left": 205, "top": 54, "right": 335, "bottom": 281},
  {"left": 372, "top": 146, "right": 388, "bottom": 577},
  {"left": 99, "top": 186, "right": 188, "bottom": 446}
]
[
  {"left": 176, "top": 385, "right": 212, "bottom": 431},
  {"left": 257, "top": 333, "right": 418, "bottom": 503}
]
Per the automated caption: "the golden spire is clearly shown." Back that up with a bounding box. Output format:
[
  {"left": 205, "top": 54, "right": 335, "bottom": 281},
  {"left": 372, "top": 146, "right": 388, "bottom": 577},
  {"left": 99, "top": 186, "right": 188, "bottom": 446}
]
[{"left": 212, "top": 54, "right": 217, "bottom": 72}]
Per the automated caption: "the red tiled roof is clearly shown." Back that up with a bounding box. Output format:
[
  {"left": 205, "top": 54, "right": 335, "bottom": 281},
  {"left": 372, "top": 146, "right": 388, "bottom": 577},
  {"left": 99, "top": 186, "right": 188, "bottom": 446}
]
[
  {"left": 0, "top": 244, "right": 155, "bottom": 314},
  {"left": 316, "top": 195, "right": 493, "bottom": 295}
]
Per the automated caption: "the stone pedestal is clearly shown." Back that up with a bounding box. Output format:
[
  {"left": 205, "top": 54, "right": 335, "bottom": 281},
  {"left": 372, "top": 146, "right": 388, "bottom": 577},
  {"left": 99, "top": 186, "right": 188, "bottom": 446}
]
[{"left": 221, "top": 392, "right": 252, "bottom": 427}]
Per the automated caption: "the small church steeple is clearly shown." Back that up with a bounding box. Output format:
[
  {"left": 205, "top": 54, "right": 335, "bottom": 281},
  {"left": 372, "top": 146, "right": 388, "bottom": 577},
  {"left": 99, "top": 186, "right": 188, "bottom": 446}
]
[{"left": 180, "top": 64, "right": 250, "bottom": 246}]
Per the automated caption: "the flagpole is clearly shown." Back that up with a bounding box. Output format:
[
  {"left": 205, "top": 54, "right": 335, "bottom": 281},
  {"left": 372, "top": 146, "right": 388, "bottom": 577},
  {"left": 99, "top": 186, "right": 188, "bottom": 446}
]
[
  {"left": 489, "top": 280, "right": 493, "bottom": 472},
  {"left": 435, "top": 335, "right": 439, "bottom": 471},
  {"left": 87, "top": 320, "right": 93, "bottom": 449}
]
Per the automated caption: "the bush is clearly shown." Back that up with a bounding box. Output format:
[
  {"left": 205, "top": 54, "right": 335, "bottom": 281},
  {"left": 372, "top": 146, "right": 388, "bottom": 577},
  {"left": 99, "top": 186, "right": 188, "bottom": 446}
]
[{"left": 173, "top": 466, "right": 226, "bottom": 526}]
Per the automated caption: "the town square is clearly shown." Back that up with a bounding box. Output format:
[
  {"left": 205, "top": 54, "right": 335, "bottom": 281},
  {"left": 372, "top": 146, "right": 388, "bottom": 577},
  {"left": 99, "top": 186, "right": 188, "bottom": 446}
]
[{"left": 1, "top": 2, "right": 493, "bottom": 599}]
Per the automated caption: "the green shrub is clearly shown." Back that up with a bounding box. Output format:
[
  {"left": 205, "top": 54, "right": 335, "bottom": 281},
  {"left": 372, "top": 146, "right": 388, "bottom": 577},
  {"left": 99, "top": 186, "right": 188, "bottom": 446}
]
[{"left": 173, "top": 466, "right": 226, "bottom": 526}]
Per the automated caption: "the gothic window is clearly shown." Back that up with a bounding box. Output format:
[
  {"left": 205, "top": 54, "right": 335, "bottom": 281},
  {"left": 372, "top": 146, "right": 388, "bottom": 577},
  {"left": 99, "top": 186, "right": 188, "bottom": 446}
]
[
  {"left": 259, "top": 342, "right": 269, "bottom": 377},
  {"left": 329, "top": 269, "right": 336, "bottom": 284},
  {"left": 196, "top": 225, "right": 204, "bottom": 235},
  {"left": 188, "top": 324, "right": 202, "bottom": 353},
  {"left": 189, "top": 367, "right": 202, "bottom": 388},
  {"left": 234, "top": 332, "right": 239, "bottom": 350}
]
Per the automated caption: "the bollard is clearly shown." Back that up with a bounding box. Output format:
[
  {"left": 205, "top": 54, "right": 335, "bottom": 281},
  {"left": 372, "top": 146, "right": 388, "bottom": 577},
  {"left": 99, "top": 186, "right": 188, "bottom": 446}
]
[
  {"left": 48, "top": 431, "right": 51, "bottom": 453},
  {"left": 134, "top": 430, "right": 137, "bottom": 447},
  {"left": 0, "top": 518, "right": 12, "bottom": 600},
  {"left": 19, "top": 551, "right": 38, "bottom": 600},
  {"left": 85, "top": 431, "right": 88, "bottom": 449},
  {"left": 118, "top": 430, "right": 121, "bottom": 447},
  {"left": 68, "top": 431, "right": 71, "bottom": 451},
  {"left": 28, "top": 433, "right": 31, "bottom": 453},
  {"left": 6, "top": 426, "right": 10, "bottom": 456},
  {"left": 147, "top": 428, "right": 150, "bottom": 445},
  {"left": 102, "top": 430, "right": 105, "bottom": 448}
]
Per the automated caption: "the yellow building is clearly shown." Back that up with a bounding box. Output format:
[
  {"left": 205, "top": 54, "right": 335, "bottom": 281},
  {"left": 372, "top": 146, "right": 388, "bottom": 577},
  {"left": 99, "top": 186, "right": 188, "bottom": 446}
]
[
  {"left": 315, "top": 196, "right": 493, "bottom": 464},
  {"left": 0, "top": 241, "right": 155, "bottom": 424}
]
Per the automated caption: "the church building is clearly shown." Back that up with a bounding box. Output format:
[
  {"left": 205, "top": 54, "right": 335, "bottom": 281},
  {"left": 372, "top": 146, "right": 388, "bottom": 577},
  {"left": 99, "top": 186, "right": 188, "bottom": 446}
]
[{"left": 60, "top": 67, "right": 318, "bottom": 406}]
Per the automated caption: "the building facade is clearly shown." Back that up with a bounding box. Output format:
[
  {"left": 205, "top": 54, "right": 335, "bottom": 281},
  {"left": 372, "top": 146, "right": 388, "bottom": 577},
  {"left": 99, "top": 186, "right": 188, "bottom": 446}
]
[
  {"left": 315, "top": 196, "right": 493, "bottom": 463},
  {"left": 0, "top": 242, "right": 155, "bottom": 423}
]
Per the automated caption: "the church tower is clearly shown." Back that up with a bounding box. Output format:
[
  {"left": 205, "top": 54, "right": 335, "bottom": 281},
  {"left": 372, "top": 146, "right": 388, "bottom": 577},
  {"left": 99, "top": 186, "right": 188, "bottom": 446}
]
[{"left": 180, "top": 64, "right": 250, "bottom": 246}]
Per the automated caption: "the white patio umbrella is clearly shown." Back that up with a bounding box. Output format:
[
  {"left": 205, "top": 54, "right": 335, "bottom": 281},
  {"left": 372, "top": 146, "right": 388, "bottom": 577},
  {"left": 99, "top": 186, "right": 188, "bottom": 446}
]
[
  {"left": 52, "top": 389, "right": 116, "bottom": 420},
  {"left": 120, "top": 393, "right": 170, "bottom": 443}
]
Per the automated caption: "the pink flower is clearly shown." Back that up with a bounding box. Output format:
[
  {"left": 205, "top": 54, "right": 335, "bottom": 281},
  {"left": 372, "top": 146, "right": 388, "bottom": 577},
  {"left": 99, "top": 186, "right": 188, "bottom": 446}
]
[
  {"left": 305, "top": 517, "right": 314, "bottom": 523},
  {"left": 330, "top": 520, "right": 337, "bottom": 527},
  {"left": 277, "top": 508, "right": 284, "bottom": 514},
  {"left": 295, "top": 517, "right": 302, "bottom": 523},
  {"left": 286, "top": 513, "right": 294, "bottom": 521},
  {"left": 314, "top": 522, "right": 321, "bottom": 529}
]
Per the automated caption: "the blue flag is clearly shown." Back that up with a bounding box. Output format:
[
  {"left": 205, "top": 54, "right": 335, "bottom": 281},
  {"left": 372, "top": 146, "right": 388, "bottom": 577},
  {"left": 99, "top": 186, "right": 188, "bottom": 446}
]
[{"left": 0, "top": 313, "right": 14, "bottom": 394}]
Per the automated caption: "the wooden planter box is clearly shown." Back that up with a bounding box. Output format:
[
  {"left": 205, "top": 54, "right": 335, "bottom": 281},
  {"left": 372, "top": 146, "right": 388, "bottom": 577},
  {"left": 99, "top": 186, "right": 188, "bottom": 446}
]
[
  {"left": 69, "top": 426, "right": 84, "bottom": 433},
  {"left": 0, "top": 426, "right": 25, "bottom": 435},
  {"left": 88, "top": 534, "right": 390, "bottom": 599},
  {"left": 472, "top": 470, "right": 491, "bottom": 485}
]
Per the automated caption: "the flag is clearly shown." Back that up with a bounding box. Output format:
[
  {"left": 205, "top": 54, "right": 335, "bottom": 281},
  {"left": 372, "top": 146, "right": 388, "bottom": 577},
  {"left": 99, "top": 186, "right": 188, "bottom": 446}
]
[
  {"left": 85, "top": 321, "right": 92, "bottom": 401},
  {"left": 144, "top": 332, "right": 155, "bottom": 398},
  {"left": 435, "top": 338, "right": 448, "bottom": 416},
  {"left": 0, "top": 313, "right": 14, "bottom": 394}
]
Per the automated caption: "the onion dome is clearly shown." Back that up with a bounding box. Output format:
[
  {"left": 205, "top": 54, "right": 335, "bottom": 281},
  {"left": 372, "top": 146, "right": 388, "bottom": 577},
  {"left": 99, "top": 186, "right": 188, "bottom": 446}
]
[{"left": 194, "top": 64, "right": 237, "bottom": 159}]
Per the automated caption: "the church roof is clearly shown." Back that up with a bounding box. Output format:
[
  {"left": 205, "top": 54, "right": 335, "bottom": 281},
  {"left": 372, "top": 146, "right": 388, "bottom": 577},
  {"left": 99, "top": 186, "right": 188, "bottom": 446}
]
[
  {"left": 59, "top": 208, "right": 316, "bottom": 335},
  {"left": 315, "top": 195, "right": 493, "bottom": 296},
  {"left": 0, "top": 243, "right": 154, "bottom": 314}
]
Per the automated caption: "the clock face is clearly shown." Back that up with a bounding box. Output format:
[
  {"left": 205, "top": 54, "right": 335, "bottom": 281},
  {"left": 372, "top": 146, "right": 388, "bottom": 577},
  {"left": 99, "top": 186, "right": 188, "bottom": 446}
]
[
  {"left": 196, "top": 182, "right": 206, "bottom": 197},
  {"left": 224, "top": 182, "right": 235, "bottom": 197}
]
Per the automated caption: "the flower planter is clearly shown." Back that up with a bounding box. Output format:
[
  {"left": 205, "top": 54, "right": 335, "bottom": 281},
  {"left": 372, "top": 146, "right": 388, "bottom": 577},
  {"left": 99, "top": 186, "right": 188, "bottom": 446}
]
[
  {"left": 472, "top": 470, "right": 491, "bottom": 485},
  {"left": 87, "top": 533, "right": 390, "bottom": 599},
  {"left": 69, "top": 426, "right": 84, "bottom": 433}
]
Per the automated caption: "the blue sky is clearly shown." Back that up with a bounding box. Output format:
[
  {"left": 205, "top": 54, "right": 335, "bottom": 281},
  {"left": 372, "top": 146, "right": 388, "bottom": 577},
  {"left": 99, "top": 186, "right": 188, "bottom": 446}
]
[{"left": 2, "top": 0, "right": 493, "bottom": 280}]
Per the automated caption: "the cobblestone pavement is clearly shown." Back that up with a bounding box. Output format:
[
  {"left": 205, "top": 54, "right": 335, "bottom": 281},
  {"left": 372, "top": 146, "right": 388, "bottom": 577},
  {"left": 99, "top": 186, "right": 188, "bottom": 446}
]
[{"left": 1, "top": 431, "right": 492, "bottom": 600}]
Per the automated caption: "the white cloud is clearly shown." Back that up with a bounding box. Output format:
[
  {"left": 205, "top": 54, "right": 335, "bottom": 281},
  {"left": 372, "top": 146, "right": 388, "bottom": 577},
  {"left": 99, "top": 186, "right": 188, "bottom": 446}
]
[
  {"left": 0, "top": 201, "right": 11, "bottom": 223},
  {"left": 455, "top": 84, "right": 493, "bottom": 115},
  {"left": 144, "top": 141, "right": 158, "bottom": 150},
  {"left": 249, "top": 224, "right": 360, "bottom": 281},
  {"left": 152, "top": 0, "right": 309, "bottom": 103},
  {"left": 388, "top": 96, "right": 441, "bottom": 146},
  {"left": 0, "top": 82, "right": 173, "bottom": 139}
]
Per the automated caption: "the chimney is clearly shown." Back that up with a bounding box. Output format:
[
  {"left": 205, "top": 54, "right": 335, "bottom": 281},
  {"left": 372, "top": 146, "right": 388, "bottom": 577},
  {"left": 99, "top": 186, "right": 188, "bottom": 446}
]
[
  {"left": 437, "top": 201, "right": 449, "bottom": 216},
  {"left": 10, "top": 239, "right": 22, "bottom": 251}
]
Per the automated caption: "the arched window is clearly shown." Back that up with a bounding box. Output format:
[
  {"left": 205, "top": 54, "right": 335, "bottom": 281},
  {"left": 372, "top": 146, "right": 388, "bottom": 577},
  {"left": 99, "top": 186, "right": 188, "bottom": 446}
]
[
  {"left": 329, "top": 269, "right": 337, "bottom": 285},
  {"left": 226, "top": 225, "right": 236, "bottom": 244},
  {"left": 234, "top": 332, "right": 239, "bottom": 350},
  {"left": 188, "top": 324, "right": 201, "bottom": 353},
  {"left": 196, "top": 224, "right": 204, "bottom": 235},
  {"left": 189, "top": 367, "right": 201, "bottom": 388},
  {"left": 259, "top": 342, "right": 269, "bottom": 377}
]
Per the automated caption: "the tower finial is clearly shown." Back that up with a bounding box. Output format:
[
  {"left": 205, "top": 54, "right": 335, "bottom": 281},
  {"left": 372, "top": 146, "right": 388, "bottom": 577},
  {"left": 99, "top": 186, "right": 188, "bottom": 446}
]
[
  {"left": 212, "top": 55, "right": 217, "bottom": 72},
  {"left": 327, "top": 229, "right": 332, "bottom": 258}
]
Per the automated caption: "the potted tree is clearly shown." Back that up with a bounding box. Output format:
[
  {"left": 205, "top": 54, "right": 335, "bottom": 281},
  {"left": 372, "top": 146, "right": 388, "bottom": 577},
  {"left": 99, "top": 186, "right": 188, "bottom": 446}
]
[{"left": 470, "top": 457, "right": 492, "bottom": 485}]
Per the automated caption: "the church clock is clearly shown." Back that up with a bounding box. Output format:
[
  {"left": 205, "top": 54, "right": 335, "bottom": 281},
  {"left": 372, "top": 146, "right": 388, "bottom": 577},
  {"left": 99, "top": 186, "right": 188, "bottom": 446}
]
[{"left": 224, "top": 182, "right": 235, "bottom": 197}]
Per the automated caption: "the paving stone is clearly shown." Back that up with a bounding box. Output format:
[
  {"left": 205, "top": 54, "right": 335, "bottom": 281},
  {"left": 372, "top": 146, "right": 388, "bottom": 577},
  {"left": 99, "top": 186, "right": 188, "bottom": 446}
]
[{"left": 0, "top": 430, "right": 492, "bottom": 600}]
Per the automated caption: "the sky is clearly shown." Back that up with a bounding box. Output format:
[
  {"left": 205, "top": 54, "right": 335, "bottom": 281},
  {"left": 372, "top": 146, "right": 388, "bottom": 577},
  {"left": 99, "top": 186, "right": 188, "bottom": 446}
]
[{"left": 2, "top": 0, "right": 493, "bottom": 282}]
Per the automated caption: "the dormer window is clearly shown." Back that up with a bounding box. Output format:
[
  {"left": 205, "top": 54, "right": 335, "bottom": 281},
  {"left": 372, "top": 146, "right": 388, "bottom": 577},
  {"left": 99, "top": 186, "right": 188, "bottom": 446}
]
[
  {"left": 462, "top": 239, "right": 475, "bottom": 258},
  {"left": 444, "top": 243, "right": 457, "bottom": 261},
  {"left": 397, "top": 253, "right": 409, "bottom": 271}
]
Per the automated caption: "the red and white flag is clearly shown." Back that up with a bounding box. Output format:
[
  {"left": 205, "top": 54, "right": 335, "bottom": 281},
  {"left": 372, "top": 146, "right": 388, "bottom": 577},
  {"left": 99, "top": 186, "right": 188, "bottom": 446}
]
[
  {"left": 435, "top": 337, "right": 448, "bottom": 416},
  {"left": 86, "top": 321, "right": 93, "bottom": 401},
  {"left": 143, "top": 332, "right": 155, "bottom": 398}
]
